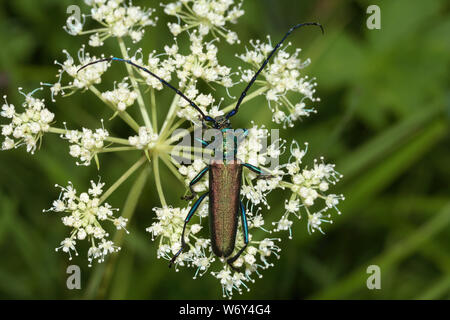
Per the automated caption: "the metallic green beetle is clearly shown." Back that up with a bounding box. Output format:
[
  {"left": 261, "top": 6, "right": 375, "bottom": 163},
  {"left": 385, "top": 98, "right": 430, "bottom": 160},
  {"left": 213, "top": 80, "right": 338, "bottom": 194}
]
[{"left": 79, "top": 22, "right": 323, "bottom": 270}]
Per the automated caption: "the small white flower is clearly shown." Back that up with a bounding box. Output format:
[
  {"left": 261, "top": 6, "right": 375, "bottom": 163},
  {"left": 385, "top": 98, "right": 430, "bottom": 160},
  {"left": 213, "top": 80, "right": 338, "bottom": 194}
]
[
  {"left": 89, "top": 33, "right": 104, "bottom": 47},
  {"left": 1, "top": 103, "right": 15, "bottom": 118},
  {"left": 307, "top": 212, "right": 332, "bottom": 234},
  {"left": 285, "top": 199, "right": 299, "bottom": 213},
  {"left": 102, "top": 79, "right": 138, "bottom": 111},
  {"left": 114, "top": 217, "right": 128, "bottom": 231},
  {"left": 89, "top": 180, "right": 105, "bottom": 197},
  {"left": 2, "top": 137, "right": 14, "bottom": 150},
  {"left": 56, "top": 238, "right": 78, "bottom": 260},
  {"left": 128, "top": 127, "right": 158, "bottom": 149},
  {"left": 77, "top": 229, "right": 87, "bottom": 240},
  {"left": 52, "top": 200, "right": 66, "bottom": 212},
  {"left": 190, "top": 224, "right": 202, "bottom": 234}
]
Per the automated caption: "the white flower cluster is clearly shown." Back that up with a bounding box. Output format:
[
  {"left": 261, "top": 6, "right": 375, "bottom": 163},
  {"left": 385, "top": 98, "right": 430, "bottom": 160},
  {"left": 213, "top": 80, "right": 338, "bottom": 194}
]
[
  {"left": 62, "top": 125, "right": 109, "bottom": 166},
  {"left": 126, "top": 32, "right": 234, "bottom": 122},
  {"left": 46, "top": 180, "right": 127, "bottom": 266},
  {"left": 237, "top": 125, "right": 284, "bottom": 207},
  {"left": 163, "top": 0, "right": 244, "bottom": 44},
  {"left": 133, "top": 0, "right": 243, "bottom": 123},
  {"left": 146, "top": 206, "right": 213, "bottom": 275},
  {"left": 125, "top": 49, "right": 175, "bottom": 91},
  {"left": 211, "top": 235, "right": 281, "bottom": 298},
  {"left": 128, "top": 127, "right": 158, "bottom": 150},
  {"left": 50, "top": 46, "right": 109, "bottom": 100},
  {"left": 172, "top": 33, "right": 234, "bottom": 87},
  {"left": 177, "top": 88, "right": 216, "bottom": 122},
  {"left": 102, "top": 79, "right": 138, "bottom": 111},
  {"left": 238, "top": 38, "right": 320, "bottom": 127},
  {"left": 273, "top": 141, "right": 345, "bottom": 236},
  {"left": 146, "top": 204, "right": 281, "bottom": 298},
  {"left": 65, "top": 0, "right": 157, "bottom": 45},
  {"left": 1, "top": 89, "right": 54, "bottom": 154}
]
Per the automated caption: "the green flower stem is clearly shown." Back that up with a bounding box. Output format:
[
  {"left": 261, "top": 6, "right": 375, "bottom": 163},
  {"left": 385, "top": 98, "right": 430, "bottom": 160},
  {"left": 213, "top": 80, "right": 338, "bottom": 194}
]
[
  {"left": 48, "top": 127, "right": 131, "bottom": 145},
  {"left": 165, "top": 126, "right": 195, "bottom": 145},
  {"left": 105, "top": 137, "right": 131, "bottom": 145},
  {"left": 158, "top": 144, "right": 212, "bottom": 163},
  {"left": 89, "top": 86, "right": 140, "bottom": 132},
  {"left": 169, "top": 152, "right": 197, "bottom": 162},
  {"left": 160, "top": 117, "right": 186, "bottom": 143},
  {"left": 181, "top": 0, "right": 196, "bottom": 16},
  {"left": 160, "top": 80, "right": 191, "bottom": 138},
  {"left": 153, "top": 155, "right": 167, "bottom": 207},
  {"left": 281, "top": 95, "right": 296, "bottom": 109},
  {"left": 221, "top": 86, "right": 269, "bottom": 114},
  {"left": 78, "top": 28, "right": 108, "bottom": 35},
  {"left": 98, "top": 146, "right": 138, "bottom": 153},
  {"left": 280, "top": 181, "right": 293, "bottom": 189},
  {"left": 165, "top": 145, "right": 213, "bottom": 155},
  {"left": 159, "top": 91, "right": 182, "bottom": 138},
  {"left": 99, "top": 156, "right": 147, "bottom": 204},
  {"left": 117, "top": 37, "right": 152, "bottom": 131},
  {"left": 160, "top": 154, "right": 185, "bottom": 184},
  {"left": 47, "top": 127, "right": 68, "bottom": 135},
  {"left": 150, "top": 88, "right": 158, "bottom": 132}
]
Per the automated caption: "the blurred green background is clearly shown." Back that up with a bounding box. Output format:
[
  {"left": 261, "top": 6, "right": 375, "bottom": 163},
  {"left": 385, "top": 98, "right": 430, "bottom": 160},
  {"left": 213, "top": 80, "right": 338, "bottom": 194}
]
[{"left": 0, "top": 0, "right": 449, "bottom": 299}]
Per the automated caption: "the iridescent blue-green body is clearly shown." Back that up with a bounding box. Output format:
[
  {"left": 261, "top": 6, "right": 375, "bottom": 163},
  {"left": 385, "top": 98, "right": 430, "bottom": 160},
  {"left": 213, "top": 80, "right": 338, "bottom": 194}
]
[
  {"left": 208, "top": 127, "right": 254, "bottom": 260},
  {"left": 167, "top": 122, "right": 264, "bottom": 268},
  {"left": 209, "top": 159, "right": 242, "bottom": 258}
]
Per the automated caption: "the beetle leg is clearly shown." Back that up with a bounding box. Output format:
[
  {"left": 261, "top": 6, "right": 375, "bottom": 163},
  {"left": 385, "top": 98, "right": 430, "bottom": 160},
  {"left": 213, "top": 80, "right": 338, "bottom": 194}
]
[
  {"left": 227, "top": 201, "right": 249, "bottom": 270},
  {"left": 194, "top": 137, "right": 209, "bottom": 147},
  {"left": 243, "top": 163, "right": 273, "bottom": 180},
  {"left": 182, "top": 166, "right": 209, "bottom": 201},
  {"left": 169, "top": 192, "right": 209, "bottom": 268},
  {"left": 236, "top": 128, "right": 249, "bottom": 143}
]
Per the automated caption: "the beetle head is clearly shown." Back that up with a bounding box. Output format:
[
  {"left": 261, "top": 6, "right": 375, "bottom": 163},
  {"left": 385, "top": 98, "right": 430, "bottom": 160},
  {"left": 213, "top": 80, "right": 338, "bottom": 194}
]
[{"left": 212, "top": 115, "right": 231, "bottom": 129}]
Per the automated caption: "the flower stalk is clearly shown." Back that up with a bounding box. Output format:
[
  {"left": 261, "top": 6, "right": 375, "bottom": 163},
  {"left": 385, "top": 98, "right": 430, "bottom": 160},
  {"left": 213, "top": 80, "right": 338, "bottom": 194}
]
[{"left": 99, "top": 156, "right": 147, "bottom": 204}]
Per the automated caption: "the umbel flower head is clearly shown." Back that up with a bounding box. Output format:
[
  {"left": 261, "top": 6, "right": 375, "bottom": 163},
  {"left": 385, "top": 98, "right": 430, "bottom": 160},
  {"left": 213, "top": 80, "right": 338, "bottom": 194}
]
[
  {"left": 45, "top": 180, "right": 127, "bottom": 266},
  {"left": 1, "top": 88, "right": 54, "bottom": 154},
  {"left": 238, "top": 38, "right": 319, "bottom": 128},
  {"left": 162, "top": 0, "right": 244, "bottom": 43},
  {"left": 62, "top": 122, "right": 110, "bottom": 166},
  {"left": 0, "top": 0, "right": 343, "bottom": 298},
  {"left": 65, "top": 0, "right": 157, "bottom": 45}
]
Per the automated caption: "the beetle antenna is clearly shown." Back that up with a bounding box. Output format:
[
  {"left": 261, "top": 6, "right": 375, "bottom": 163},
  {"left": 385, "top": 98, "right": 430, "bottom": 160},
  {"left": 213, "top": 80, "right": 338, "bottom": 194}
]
[
  {"left": 77, "top": 57, "right": 217, "bottom": 126},
  {"left": 226, "top": 22, "right": 324, "bottom": 120}
]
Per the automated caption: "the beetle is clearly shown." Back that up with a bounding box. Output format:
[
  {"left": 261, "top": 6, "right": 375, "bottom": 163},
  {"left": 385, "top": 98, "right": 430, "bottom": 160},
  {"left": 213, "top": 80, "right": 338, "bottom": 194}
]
[{"left": 79, "top": 22, "right": 323, "bottom": 269}]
